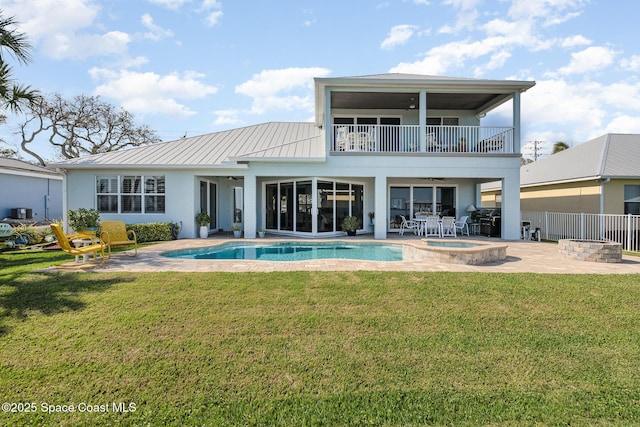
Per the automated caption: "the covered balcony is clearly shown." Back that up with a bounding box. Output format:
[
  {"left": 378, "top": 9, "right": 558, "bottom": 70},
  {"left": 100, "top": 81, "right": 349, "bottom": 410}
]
[
  {"left": 315, "top": 74, "right": 535, "bottom": 157},
  {"left": 331, "top": 124, "right": 514, "bottom": 154}
]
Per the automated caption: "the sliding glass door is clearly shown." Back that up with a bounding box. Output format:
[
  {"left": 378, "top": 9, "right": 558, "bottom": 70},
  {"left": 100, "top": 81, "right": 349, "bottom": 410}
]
[
  {"left": 265, "top": 178, "right": 364, "bottom": 235},
  {"left": 389, "top": 185, "right": 456, "bottom": 230}
]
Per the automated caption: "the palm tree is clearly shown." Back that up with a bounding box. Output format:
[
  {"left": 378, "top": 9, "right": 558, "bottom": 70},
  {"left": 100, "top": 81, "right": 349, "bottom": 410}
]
[
  {"left": 552, "top": 141, "right": 570, "bottom": 154},
  {"left": 0, "top": 11, "right": 39, "bottom": 114}
]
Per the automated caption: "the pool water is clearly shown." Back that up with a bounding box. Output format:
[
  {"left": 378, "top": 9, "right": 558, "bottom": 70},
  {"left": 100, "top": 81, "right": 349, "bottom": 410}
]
[{"left": 163, "top": 242, "right": 404, "bottom": 262}]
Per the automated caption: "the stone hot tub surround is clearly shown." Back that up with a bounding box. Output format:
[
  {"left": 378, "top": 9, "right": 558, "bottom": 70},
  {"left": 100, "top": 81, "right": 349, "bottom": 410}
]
[
  {"left": 403, "top": 239, "right": 508, "bottom": 265},
  {"left": 558, "top": 239, "right": 622, "bottom": 263}
]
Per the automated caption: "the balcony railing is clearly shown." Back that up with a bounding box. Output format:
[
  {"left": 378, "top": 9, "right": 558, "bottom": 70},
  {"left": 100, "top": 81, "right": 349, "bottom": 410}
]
[{"left": 332, "top": 125, "right": 514, "bottom": 154}]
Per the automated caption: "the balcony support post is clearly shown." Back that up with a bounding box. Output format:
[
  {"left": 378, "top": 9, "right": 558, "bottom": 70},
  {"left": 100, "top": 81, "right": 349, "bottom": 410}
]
[
  {"left": 374, "top": 174, "right": 387, "bottom": 239},
  {"left": 419, "top": 90, "right": 427, "bottom": 152},
  {"left": 512, "top": 90, "right": 521, "bottom": 153}
]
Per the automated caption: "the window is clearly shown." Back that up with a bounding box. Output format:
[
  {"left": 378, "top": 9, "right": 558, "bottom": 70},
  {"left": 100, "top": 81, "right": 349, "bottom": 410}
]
[
  {"left": 96, "top": 175, "right": 165, "bottom": 214},
  {"left": 624, "top": 185, "right": 640, "bottom": 214}
]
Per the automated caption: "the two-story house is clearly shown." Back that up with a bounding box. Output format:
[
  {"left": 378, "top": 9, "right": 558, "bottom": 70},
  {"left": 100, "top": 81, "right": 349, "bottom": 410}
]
[{"left": 55, "top": 73, "right": 535, "bottom": 240}]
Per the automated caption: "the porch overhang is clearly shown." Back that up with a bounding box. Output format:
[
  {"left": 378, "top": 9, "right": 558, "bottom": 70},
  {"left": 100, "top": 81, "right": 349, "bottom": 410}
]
[{"left": 314, "top": 74, "right": 536, "bottom": 126}]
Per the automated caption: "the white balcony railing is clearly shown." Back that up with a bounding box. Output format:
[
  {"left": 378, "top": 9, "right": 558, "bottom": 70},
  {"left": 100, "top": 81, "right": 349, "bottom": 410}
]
[{"left": 332, "top": 124, "right": 514, "bottom": 154}]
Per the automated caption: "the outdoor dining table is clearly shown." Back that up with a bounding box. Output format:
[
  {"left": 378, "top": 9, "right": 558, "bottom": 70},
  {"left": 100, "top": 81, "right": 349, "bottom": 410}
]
[{"left": 414, "top": 216, "right": 443, "bottom": 237}]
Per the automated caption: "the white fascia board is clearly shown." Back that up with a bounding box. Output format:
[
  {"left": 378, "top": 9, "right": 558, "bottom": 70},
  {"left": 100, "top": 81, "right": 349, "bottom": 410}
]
[{"left": 0, "top": 168, "right": 63, "bottom": 180}]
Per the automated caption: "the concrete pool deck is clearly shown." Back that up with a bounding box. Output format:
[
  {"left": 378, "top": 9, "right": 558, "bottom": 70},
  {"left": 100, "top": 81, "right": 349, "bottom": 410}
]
[{"left": 93, "top": 235, "right": 640, "bottom": 274}]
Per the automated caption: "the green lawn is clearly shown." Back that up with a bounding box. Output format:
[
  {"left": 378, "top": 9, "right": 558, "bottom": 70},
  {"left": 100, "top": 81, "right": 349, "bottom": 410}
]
[{"left": 1, "top": 249, "right": 640, "bottom": 426}]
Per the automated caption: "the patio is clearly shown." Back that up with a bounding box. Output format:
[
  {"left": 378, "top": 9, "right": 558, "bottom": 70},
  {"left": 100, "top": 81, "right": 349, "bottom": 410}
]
[{"left": 96, "top": 236, "right": 640, "bottom": 274}]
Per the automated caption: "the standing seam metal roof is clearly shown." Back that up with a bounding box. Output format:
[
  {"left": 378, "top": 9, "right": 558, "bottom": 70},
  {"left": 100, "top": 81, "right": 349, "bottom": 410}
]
[
  {"left": 520, "top": 133, "right": 640, "bottom": 187},
  {"left": 54, "top": 122, "right": 324, "bottom": 168}
]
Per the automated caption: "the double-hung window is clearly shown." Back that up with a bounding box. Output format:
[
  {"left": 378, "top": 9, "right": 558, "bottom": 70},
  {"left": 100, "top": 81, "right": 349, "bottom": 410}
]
[{"left": 96, "top": 175, "right": 165, "bottom": 214}]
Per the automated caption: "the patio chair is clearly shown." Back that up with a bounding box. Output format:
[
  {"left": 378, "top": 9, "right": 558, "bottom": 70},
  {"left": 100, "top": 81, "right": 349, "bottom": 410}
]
[
  {"left": 424, "top": 215, "right": 442, "bottom": 238},
  {"left": 455, "top": 215, "right": 470, "bottom": 236},
  {"left": 336, "top": 126, "right": 348, "bottom": 151},
  {"left": 399, "top": 215, "right": 420, "bottom": 236},
  {"left": 100, "top": 221, "right": 138, "bottom": 258},
  {"left": 49, "top": 224, "right": 107, "bottom": 269},
  {"left": 441, "top": 216, "right": 457, "bottom": 237}
]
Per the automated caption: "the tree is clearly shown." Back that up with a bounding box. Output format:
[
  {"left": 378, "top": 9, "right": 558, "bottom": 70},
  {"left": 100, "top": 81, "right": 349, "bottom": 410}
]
[
  {"left": 0, "top": 11, "right": 39, "bottom": 116},
  {"left": 552, "top": 141, "right": 570, "bottom": 154},
  {"left": 20, "top": 93, "right": 162, "bottom": 166}
]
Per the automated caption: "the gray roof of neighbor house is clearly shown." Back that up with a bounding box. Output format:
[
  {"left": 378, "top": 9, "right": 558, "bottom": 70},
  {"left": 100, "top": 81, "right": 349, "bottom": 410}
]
[
  {"left": 54, "top": 122, "right": 324, "bottom": 169},
  {"left": 0, "top": 157, "right": 63, "bottom": 179},
  {"left": 483, "top": 133, "right": 640, "bottom": 191}
]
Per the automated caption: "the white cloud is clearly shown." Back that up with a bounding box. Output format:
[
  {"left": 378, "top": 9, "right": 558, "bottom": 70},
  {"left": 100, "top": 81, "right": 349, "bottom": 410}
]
[
  {"left": 560, "top": 35, "right": 591, "bottom": 48},
  {"left": 556, "top": 46, "right": 618, "bottom": 75},
  {"left": 620, "top": 55, "right": 640, "bottom": 72},
  {"left": 2, "top": 0, "right": 132, "bottom": 60},
  {"left": 144, "top": 0, "right": 191, "bottom": 10},
  {"left": 599, "top": 82, "right": 640, "bottom": 111},
  {"left": 381, "top": 25, "right": 419, "bottom": 50},
  {"left": 508, "top": 0, "right": 586, "bottom": 23},
  {"left": 390, "top": 37, "right": 505, "bottom": 75},
  {"left": 141, "top": 14, "right": 174, "bottom": 41},
  {"left": 90, "top": 68, "right": 219, "bottom": 118},
  {"left": 199, "top": 0, "right": 223, "bottom": 26},
  {"left": 235, "top": 67, "right": 330, "bottom": 115},
  {"left": 49, "top": 31, "right": 131, "bottom": 60},
  {"left": 518, "top": 78, "right": 640, "bottom": 143},
  {"left": 213, "top": 109, "right": 243, "bottom": 126},
  {"left": 604, "top": 115, "right": 640, "bottom": 134}
]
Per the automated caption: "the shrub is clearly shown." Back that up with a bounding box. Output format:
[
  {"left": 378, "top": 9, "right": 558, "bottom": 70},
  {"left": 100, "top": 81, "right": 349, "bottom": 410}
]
[
  {"left": 126, "top": 222, "right": 174, "bottom": 243},
  {"left": 67, "top": 208, "right": 101, "bottom": 232}
]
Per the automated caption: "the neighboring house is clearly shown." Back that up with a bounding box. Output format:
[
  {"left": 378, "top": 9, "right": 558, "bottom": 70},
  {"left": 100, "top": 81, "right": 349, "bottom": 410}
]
[
  {"left": 482, "top": 133, "right": 640, "bottom": 215},
  {"left": 54, "top": 73, "right": 535, "bottom": 240},
  {"left": 0, "top": 157, "right": 63, "bottom": 222}
]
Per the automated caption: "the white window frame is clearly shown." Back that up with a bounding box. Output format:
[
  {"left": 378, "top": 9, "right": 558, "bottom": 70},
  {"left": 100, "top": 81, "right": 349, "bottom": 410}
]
[{"left": 96, "top": 175, "right": 166, "bottom": 214}]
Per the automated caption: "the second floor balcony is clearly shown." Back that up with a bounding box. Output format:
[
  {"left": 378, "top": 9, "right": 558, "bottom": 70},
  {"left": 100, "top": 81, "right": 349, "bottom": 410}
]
[{"left": 332, "top": 124, "right": 514, "bottom": 154}]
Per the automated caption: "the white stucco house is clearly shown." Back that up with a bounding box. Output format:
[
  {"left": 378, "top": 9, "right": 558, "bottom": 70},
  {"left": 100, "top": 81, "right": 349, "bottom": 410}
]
[{"left": 54, "top": 73, "right": 535, "bottom": 240}]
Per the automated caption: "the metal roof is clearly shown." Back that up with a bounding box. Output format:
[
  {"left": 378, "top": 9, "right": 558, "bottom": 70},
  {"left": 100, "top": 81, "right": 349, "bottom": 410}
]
[
  {"left": 520, "top": 134, "right": 640, "bottom": 187},
  {"left": 54, "top": 122, "right": 324, "bottom": 169},
  {"left": 0, "top": 157, "right": 63, "bottom": 178}
]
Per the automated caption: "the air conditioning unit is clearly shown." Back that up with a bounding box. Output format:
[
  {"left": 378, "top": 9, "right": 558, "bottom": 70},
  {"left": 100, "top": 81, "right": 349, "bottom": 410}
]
[{"left": 11, "top": 208, "right": 33, "bottom": 220}]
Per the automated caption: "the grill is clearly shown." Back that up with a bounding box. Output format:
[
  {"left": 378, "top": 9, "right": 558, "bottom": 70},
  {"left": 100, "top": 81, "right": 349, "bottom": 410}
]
[{"left": 477, "top": 209, "right": 501, "bottom": 237}]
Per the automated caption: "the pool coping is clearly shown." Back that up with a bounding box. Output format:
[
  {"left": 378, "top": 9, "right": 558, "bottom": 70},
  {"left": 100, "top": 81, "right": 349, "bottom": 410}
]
[{"left": 83, "top": 236, "right": 640, "bottom": 274}]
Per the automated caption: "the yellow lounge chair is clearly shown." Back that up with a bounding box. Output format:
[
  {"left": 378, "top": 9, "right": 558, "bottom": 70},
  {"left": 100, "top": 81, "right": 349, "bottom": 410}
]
[
  {"left": 100, "top": 221, "right": 138, "bottom": 258},
  {"left": 50, "top": 224, "right": 107, "bottom": 269}
]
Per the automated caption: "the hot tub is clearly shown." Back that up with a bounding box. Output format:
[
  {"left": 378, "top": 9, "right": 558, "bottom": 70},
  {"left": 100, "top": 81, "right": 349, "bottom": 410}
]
[{"left": 406, "top": 239, "right": 508, "bottom": 265}]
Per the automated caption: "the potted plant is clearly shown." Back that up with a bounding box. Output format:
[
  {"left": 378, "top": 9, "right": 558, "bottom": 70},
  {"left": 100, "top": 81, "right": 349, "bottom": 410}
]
[
  {"left": 232, "top": 222, "right": 242, "bottom": 238},
  {"left": 257, "top": 227, "right": 266, "bottom": 238},
  {"left": 368, "top": 211, "right": 375, "bottom": 226},
  {"left": 195, "top": 212, "right": 210, "bottom": 239},
  {"left": 341, "top": 216, "right": 360, "bottom": 236},
  {"left": 67, "top": 208, "right": 101, "bottom": 234}
]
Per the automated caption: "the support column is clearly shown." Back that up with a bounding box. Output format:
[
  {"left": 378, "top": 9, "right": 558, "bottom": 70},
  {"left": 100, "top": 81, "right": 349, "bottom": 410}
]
[
  {"left": 243, "top": 174, "right": 257, "bottom": 239},
  {"left": 374, "top": 175, "right": 387, "bottom": 239},
  {"left": 512, "top": 90, "right": 521, "bottom": 153},
  {"left": 419, "top": 90, "right": 427, "bottom": 152},
  {"left": 501, "top": 174, "right": 521, "bottom": 240}
]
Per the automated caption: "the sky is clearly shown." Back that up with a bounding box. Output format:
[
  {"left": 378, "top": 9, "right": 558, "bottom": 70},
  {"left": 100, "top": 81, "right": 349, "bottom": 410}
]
[{"left": 2, "top": 0, "right": 640, "bottom": 161}]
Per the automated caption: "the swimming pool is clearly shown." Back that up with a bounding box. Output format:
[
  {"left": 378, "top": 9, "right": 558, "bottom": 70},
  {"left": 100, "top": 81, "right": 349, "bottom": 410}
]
[{"left": 162, "top": 241, "right": 404, "bottom": 262}]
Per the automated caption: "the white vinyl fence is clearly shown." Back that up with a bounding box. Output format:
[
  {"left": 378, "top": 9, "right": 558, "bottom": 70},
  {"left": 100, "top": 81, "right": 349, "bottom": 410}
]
[{"left": 521, "top": 211, "right": 640, "bottom": 253}]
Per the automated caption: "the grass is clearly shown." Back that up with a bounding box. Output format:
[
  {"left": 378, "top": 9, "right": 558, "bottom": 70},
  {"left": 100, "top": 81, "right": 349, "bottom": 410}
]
[{"left": 1, "top": 249, "right": 640, "bottom": 426}]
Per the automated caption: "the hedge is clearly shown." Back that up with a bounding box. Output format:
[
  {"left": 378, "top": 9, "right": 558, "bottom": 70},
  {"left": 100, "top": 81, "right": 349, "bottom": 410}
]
[{"left": 125, "top": 222, "right": 174, "bottom": 243}]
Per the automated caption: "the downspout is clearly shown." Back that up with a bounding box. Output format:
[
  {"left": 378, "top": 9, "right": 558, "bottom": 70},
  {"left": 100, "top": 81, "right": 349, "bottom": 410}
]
[
  {"left": 57, "top": 168, "right": 68, "bottom": 232},
  {"left": 599, "top": 177, "right": 610, "bottom": 215}
]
